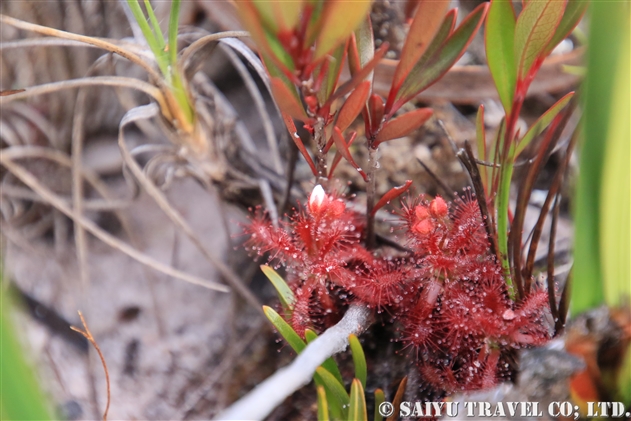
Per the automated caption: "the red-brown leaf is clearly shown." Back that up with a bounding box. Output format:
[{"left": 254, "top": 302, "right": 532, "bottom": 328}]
[
  {"left": 281, "top": 113, "right": 318, "bottom": 176},
  {"left": 332, "top": 127, "right": 367, "bottom": 181},
  {"left": 374, "top": 108, "right": 433, "bottom": 146},
  {"left": 371, "top": 180, "right": 413, "bottom": 216},
  {"left": 335, "top": 80, "right": 371, "bottom": 132},
  {"left": 271, "top": 77, "right": 308, "bottom": 121},
  {"left": 392, "top": 0, "right": 450, "bottom": 95}
]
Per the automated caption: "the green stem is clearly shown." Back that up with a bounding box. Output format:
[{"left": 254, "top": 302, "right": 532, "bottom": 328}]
[{"left": 496, "top": 159, "right": 515, "bottom": 298}]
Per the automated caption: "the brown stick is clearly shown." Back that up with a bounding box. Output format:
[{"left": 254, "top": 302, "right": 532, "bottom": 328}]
[{"left": 70, "top": 311, "right": 110, "bottom": 421}]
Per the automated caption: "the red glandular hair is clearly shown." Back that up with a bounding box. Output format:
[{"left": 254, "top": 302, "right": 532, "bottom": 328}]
[{"left": 244, "top": 186, "right": 550, "bottom": 394}]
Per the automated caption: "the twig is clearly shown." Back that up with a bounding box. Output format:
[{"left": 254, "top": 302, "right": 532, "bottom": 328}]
[
  {"left": 216, "top": 304, "right": 372, "bottom": 420},
  {"left": 416, "top": 158, "right": 455, "bottom": 200},
  {"left": 70, "top": 311, "right": 110, "bottom": 421}
]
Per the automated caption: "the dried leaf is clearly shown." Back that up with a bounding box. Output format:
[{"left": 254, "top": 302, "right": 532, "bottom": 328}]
[
  {"left": 514, "top": 0, "right": 567, "bottom": 81},
  {"left": 314, "top": 0, "right": 372, "bottom": 61},
  {"left": 336, "top": 80, "right": 371, "bottom": 132},
  {"left": 486, "top": 0, "right": 517, "bottom": 113},
  {"left": 374, "top": 108, "right": 433, "bottom": 146}
]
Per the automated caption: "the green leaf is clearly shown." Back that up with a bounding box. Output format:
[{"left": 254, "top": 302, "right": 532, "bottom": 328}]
[
  {"left": 545, "top": 0, "right": 589, "bottom": 55},
  {"left": 349, "top": 379, "right": 367, "bottom": 421},
  {"left": 486, "top": 0, "right": 517, "bottom": 114},
  {"left": 516, "top": 91, "right": 574, "bottom": 156},
  {"left": 144, "top": 0, "right": 165, "bottom": 48},
  {"left": 167, "top": 0, "right": 181, "bottom": 66},
  {"left": 317, "top": 386, "right": 330, "bottom": 421},
  {"left": 348, "top": 334, "right": 367, "bottom": 389},
  {"left": 305, "top": 329, "right": 344, "bottom": 385},
  {"left": 263, "top": 306, "right": 306, "bottom": 353},
  {"left": 514, "top": 0, "right": 567, "bottom": 81},
  {"left": 354, "top": 16, "right": 375, "bottom": 72},
  {"left": 0, "top": 289, "right": 52, "bottom": 421},
  {"left": 373, "top": 389, "right": 385, "bottom": 421},
  {"left": 319, "top": 42, "right": 347, "bottom": 104},
  {"left": 260, "top": 265, "right": 295, "bottom": 311},
  {"left": 573, "top": 0, "right": 629, "bottom": 314},
  {"left": 392, "top": 0, "right": 451, "bottom": 93},
  {"left": 253, "top": 0, "right": 303, "bottom": 33},
  {"left": 316, "top": 367, "right": 350, "bottom": 418},
  {"left": 314, "top": 0, "right": 372, "bottom": 61},
  {"left": 394, "top": 3, "right": 488, "bottom": 110}
]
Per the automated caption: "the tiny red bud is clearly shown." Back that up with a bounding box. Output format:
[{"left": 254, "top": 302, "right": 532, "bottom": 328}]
[
  {"left": 429, "top": 196, "right": 448, "bottom": 218},
  {"left": 309, "top": 185, "right": 326, "bottom": 213},
  {"left": 415, "top": 205, "right": 430, "bottom": 221},
  {"left": 413, "top": 218, "right": 434, "bottom": 235}
]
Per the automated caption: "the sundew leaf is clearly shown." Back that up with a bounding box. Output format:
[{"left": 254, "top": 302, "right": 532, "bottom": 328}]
[
  {"left": 387, "top": 8, "right": 456, "bottom": 114},
  {"left": 336, "top": 80, "right": 371, "bottom": 132},
  {"left": 304, "top": 329, "right": 344, "bottom": 384},
  {"left": 260, "top": 265, "right": 295, "bottom": 310},
  {"left": 545, "top": 0, "right": 589, "bottom": 54},
  {"left": 349, "top": 379, "right": 368, "bottom": 421},
  {"left": 316, "top": 386, "right": 330, "bottom": 421},
  {"left": 374, "top": 108, "right": 433, "bottom": 145},
  {"left": 349, "top": 334, "right": 367, "bottom": 389},
  {"left": 394, "top": 3, "right": 488, "bottom": 110},
  {"left": 316, "top": 367, "right": 350, "bottom": 418},
  {"left": 314, "top": 0, "right": 372, "bottom": 61},
  {"left": 516, "top": 91, "right": 574, "bottom": 156},
  {"left": 263, "top": 306, "right": 306, "bottom": 353},
  {"left": 392, "top": 0, "right": 450, "bottom": 94},
  {"left": 485, "top": 0, "right": 517, "bottom": 113},
  {"left": 374, "top": 389, "right": 385, "bottom": 421},
  {"left": 514, "top": 0, "right": 567, "bottom": 81}
]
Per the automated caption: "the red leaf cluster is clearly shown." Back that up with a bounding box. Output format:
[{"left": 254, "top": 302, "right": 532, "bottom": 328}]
[{"left": 244, "top": 186, "right": 551, "bottom": 393}]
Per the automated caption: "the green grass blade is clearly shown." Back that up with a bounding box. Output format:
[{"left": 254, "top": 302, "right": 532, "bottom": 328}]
[
  {"left": 263, "top": 306, "right": 306, "bottom": 353},
  {"left": 0, "top": 289, "right": 52, "bottom": 420},
  {"left": 349, "top": 379, "right": 367, "bottom": 421},
  {"left": 143, "top": 0, "right": 165, "bottom": 47},
  {"left": 348, "top": 334, "right": 367, "bottom": 389},
  {"left": 317, "top": 386, "right": 330, "bottom": 421},
  {"left": 486, "top": 0, "right": 517, "bottom": 114},
  {"left": 127, "top": 0, "right": 168, "bottom": 76},
  {"left": 305, "top": 329, "right": 344, "bottom": 384},
  {"left": 261, "top": 265, "right": 295, "bottom": 311},
  {"left": 373, "top": 389, "right": 385, "bottom": 421},
  {"left": 168, "top": 0, "right": 181, "bottom": 65},
  {"left": 315, "top": 367, "right": 350, "bottom": 419}
]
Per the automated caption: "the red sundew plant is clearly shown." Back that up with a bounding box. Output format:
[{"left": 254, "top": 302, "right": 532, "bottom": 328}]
[
  {"left": 246, "top": 185, "right": 551, "bottom": 393},
  {"left": 237, "top": 0, "right": 585, "bottom": 408}
]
